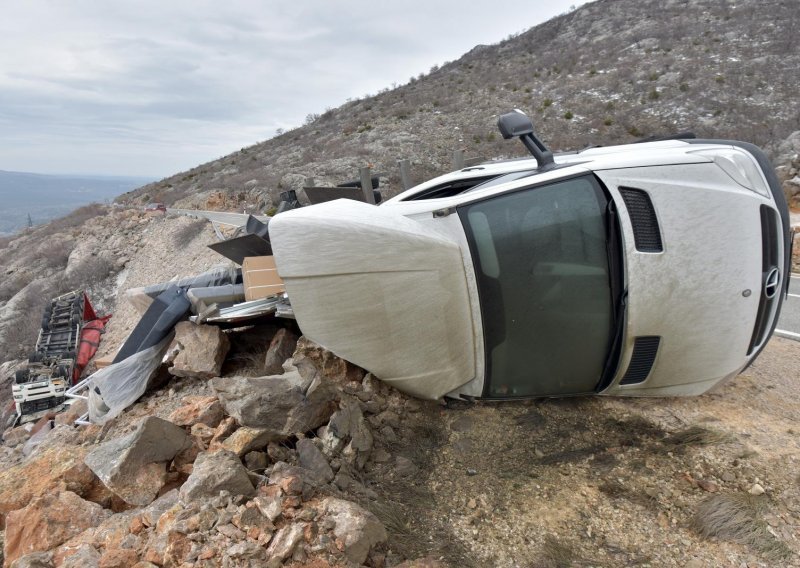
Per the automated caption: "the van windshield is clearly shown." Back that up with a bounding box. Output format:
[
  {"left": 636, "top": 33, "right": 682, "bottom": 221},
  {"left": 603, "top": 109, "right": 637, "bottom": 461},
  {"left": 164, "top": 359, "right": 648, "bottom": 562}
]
[{"left": 459, "top": 175, "right": 614, "bottom": 397}]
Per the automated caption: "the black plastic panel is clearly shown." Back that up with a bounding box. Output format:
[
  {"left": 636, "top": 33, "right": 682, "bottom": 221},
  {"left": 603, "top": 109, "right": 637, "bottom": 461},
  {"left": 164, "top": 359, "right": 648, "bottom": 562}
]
[
  {"left": 620, "top": 336, "right": 661, "bottom": 385},
  {"left": 618, "top": 187, "right": 663, "bottom": 252}
]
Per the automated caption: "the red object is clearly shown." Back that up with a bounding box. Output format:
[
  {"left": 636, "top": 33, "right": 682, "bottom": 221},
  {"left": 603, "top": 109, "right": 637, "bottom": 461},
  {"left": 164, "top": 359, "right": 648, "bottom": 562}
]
[
  {"left": 82, "top": 292, "right": 98, "bottom": 322},
  {"left": 73, "top": 292, "right": 111, "bottom": 383}
]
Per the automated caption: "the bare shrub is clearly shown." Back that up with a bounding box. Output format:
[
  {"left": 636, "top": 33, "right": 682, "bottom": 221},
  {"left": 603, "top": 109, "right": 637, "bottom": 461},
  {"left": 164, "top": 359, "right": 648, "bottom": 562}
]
[
  {"left": 0, "top": 279, "right": 59, "bottom": 359},
  {"left": 65, "top": 254, "right": 117, "bottom": 289},
  {"left": 39, "top": 240, "right": 75, "bottom": 271},
  {"left": 44, "top": 203, "right": 108, "bottom": 234},
  {"left": 692, "top": 494, "right": 791, "bottom": 559},
  {"left": 0, "top": 271, "right": 34, "bottom": 303},
  {"left": 172, "top": 219, "right": 208, "bottom": 248}
]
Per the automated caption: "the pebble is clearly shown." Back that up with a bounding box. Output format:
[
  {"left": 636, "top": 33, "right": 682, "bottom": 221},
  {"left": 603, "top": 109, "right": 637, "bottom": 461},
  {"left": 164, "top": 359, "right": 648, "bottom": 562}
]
[
  {"left": 466, "top": 468, "right": 477, "bottom": 476},
  {"left": 721, "top": 471, "right": 736, "bottom": 482},
  {"left": 748, "top": 483, "right": 765, "bottom": 495},
  {"left": 467, "top": 498, "right": 477, "bottom": 509}
]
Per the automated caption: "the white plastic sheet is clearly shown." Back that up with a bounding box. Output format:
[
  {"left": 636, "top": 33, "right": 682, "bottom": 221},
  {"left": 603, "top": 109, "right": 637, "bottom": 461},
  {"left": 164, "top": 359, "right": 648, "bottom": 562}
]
[{"left": 87, "top": 334, "right": 173, "bottom": 424}]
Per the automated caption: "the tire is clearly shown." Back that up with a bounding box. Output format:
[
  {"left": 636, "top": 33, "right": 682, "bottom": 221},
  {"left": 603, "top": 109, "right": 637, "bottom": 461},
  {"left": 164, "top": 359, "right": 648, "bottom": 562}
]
[{"left": 28, "top": 353, "right": 43, "bottom": 363}]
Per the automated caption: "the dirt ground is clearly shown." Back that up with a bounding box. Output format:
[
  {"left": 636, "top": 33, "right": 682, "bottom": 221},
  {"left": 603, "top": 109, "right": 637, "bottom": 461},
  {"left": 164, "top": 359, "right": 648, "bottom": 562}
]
[{"left": 368, "top": 337, "right": 800, "bottom": 567}]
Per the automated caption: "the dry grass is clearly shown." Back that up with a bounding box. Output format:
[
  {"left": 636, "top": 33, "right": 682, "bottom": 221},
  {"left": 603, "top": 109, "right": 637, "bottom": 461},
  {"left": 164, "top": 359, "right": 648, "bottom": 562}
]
[
  {"left": 530, "top": 535, "right": 596, "bottom": 568},
  {"left": 172, "top": 218, "right": 208, "bottom": 247},
  {"left": 692, "top": 494, "right": 791, "bottom": 560},
  {"left": 663, "top": 425, "right": 733, "bottom": 448}
]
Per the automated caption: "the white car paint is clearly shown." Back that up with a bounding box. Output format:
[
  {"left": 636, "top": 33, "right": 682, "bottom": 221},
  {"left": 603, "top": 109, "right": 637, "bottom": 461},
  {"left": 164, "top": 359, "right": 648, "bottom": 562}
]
[{"left": 270, "top": 139, "right": 788, "bottom": 400}]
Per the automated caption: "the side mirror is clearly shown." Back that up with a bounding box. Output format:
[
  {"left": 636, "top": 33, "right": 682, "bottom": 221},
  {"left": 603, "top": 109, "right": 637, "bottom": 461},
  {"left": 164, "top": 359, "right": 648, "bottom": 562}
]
[
  {"left": 497, "top": 110, "right": 534, "bottom": 139},
  {"left": 497, "top": 109, "right": 555, "bottom": 170}
]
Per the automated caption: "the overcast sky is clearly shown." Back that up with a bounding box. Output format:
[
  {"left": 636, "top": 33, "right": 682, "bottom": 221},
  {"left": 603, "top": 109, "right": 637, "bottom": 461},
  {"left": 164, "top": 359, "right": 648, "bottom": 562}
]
[{"left": 0, "top": 1, "right": 587, "bottom": 178}]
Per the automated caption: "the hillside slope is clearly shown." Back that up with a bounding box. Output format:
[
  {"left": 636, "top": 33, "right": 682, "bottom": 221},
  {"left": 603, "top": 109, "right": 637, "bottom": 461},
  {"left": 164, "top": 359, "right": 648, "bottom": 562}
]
[{"left": 119, "top": 0, "right": 800, "bottom": 211}]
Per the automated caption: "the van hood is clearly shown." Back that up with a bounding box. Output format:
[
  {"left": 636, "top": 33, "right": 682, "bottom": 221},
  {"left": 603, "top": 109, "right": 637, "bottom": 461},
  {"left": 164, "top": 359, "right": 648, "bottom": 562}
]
[{"left": 269, "top": 199, "right": 476, "bottom": 399}]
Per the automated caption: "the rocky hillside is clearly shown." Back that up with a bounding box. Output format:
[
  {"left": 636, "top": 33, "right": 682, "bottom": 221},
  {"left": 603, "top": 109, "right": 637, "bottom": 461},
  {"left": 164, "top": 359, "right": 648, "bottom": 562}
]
[{"left": 119, "top": 0, "right": 800, "bottom": 211}]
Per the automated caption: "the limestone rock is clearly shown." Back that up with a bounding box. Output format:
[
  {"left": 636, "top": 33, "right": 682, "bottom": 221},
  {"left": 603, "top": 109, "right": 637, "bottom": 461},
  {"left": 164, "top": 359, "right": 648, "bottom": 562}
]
[
  {"left": 0, "top": 446, "right": 98, "bottom": 528},
  {"left": 265, "top": 523, "right": 305, "bottom": 563},
  {"left": 84, "top": 416, "right": 192, "bottom": 506},
  {"left": 296, "top": 438, "right": 334, "bottom": 484},
  {"left": 168, "top": 395, "right": 224, "bottom": 428},
  {"left": 212, "top": 372, "right": 338, "bottom": 438},
  {"left": 98, "top": 548, "right": 139, "bottom": 568},
  {"left": 9, "top": 552, "right": 54, "bottom": 568},
  {"left": 221, "top": 427, "right": 275, "bottom": 456},
  {"left": 292, "top": 336, "right": 365, "bottom": 387},
  {"left": 322, "top": 497, "right": 387, "bottom": 564},
  {"left": 180, "top": 450, "right": 255, "bottom": 502},
  {"left": 168, "top": 322, "right": 230, "bottom": 379},
  {"left": 264, "top": 328, "right": 298, "bottom": 375},
  {"left": 59, "top": 545, "right": 100, "bottom": 568},
  {"left": 4, "top": 491, "right": 112, "bottom": 567}
]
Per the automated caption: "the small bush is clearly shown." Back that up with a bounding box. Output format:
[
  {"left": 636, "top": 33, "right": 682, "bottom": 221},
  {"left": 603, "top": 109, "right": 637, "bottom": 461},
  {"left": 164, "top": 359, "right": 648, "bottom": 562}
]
[
  {"left": 603, "top": 117, "right": 614, "bottom": 126},
  {"left": 563, "top": 111, "right": 574, "bottom": 120},
  {"left": 648, "top": 88, "right": 661, "bottom": 100},
  {"left": 679, "top": 82, "right": 690, "bottom": 92},
  {"left": 543, "top": 98, "right": 553, "bottom": 107},
  {"left": 173, "top": 218, "right": 208, "bottom": 248}
]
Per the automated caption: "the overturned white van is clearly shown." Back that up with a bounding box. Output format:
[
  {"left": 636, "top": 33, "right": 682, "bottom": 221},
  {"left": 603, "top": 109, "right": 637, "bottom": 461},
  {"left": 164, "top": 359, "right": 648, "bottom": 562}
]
[{"left": 269, "top": 111, "right": 792, "bottom": 400}]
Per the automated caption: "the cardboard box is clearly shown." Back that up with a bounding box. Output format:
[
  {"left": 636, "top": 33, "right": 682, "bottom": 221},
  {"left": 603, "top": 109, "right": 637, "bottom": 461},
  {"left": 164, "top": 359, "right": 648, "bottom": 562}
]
[{"left": 243, "top": 256, "right": 286, "bottom": 301}]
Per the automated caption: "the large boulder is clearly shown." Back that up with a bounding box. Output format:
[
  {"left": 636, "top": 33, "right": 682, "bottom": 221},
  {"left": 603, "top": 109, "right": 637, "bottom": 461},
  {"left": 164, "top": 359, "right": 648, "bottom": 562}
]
[
  {"left": 296, "top": 438, "right": 334, "bottom": 484},
  {"left": 0, "top": 446, "right": 99, "bottom": 528},
  {"left": 84, "top": 417, "right": 192, "bottom": 506},
  {"left": 211, "top": 370, "right": 338, "bottom": 439},
  {"left": 179, "top": 450, "right": 255, "bottom": 502},
  {"left": 321, "top": 497, "right": 387, "bottom": 564},
  {"left": 168, "top": 322, "right": 230, "bottom": 379},
  {"left": 292, "top": 336, "right": 365, "bottom": 387},
  {"left": 4, "top": 491, "right": 111, "bottom": 567}
]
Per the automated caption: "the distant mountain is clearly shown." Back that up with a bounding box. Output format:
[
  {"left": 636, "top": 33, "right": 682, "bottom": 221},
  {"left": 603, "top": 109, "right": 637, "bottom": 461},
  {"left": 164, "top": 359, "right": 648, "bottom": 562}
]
[
  {"left": 120, "top": 0, "right": 800, "bottom": 211},
  {"left": 0, "top": 170, "right": 153, "bottom": 235}
]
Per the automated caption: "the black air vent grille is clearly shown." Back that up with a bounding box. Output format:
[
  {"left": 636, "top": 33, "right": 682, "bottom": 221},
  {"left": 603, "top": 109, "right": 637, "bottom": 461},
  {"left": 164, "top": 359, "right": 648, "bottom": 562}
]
[
  {"left": 620, "top": 336, "right": 661, "bottom": 385},
  {"left": 747, "top": 205, "right": 780, "bottom": 355},
  {"left": 619, "top": 187, "right": 663, "bottom": 252}
]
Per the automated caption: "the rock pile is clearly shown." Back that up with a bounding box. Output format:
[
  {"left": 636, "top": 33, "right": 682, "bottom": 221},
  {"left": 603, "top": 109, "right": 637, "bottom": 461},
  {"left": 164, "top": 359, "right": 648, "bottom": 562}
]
[{"left": 0, "top": 327, "right": 432, "bottom": 568}]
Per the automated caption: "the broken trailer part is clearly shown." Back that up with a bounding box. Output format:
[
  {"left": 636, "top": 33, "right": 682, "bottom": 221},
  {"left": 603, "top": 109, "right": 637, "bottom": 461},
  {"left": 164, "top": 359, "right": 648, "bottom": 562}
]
[{"left": 11, "top": 290, "right": 109, "bottom": 425}]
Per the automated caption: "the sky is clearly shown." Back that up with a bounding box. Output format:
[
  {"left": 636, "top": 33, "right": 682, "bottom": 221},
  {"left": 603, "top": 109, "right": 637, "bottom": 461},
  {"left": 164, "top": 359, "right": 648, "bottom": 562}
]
[{"left": 0, "top": 1, "right": 588, "bottom": 178}]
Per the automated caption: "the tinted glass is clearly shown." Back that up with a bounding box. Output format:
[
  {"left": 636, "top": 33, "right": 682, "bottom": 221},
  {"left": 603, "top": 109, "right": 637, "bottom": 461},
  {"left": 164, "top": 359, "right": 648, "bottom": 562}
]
[{"left": 461, "top": 176, "right": 612, "bottom": 397}]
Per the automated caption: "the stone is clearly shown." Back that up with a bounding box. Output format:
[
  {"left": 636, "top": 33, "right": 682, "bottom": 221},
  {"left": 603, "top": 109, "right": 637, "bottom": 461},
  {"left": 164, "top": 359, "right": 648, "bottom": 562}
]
[
  {"left": 98, "top": 548, "right": 139, "bottom": 568},
  {"left": 749, "top": 483, "right": 766, "bottom": 495},
  {"left": 264, "top": 328, "right": 299, "bottom": 375},
  {"left": 254, "top": 495, "right": 283, "bottom": 522},
  {"left": 3, "top": 425, "right": 31, "bottom": 446},
  {"left": 212, "top": 373, "right": 338, "bottom": 438},
  {"left": 9, "top": 552, "right": 54, "bottom": 568},
  {"left": 180, "top": 450, "right": 255, "bottom": 502},
  {"left": 0, "top": 446, "right": 99, "bottom": 528},
  {"left": 209, "top": 416, "right": 237, "bottom": 446},
  {"left": 59, "top": 545, "right": 100, "bottom": 568},
  {"left": 227, "top": 541, "right": 267, "bottom": 561},
  {"left": 233, "top": 506, "right": 274, "bottom": 534},
  {"left": 296, "top": 438, "right": 334, "bottom": 483},
  {"left": 169, "top": 321, "right": 230, "bottom": 379},
  {"left": 265, "top": 523, "right": 305, "bottom": 563},
  {"left": 244, "top": 451, "right": 268, "bottom": 471},
  {"left": 168, "top": 396, "right": 224, "bottom": 428},
  {"left": 54, "top": 399, "right": 89, "bottom": 427},
  {"left": 141, "top": 489, "right": 180, "bottom": 528},
  {"left": 292, "top": 337, "right": 365, "bottom": 387},
  {"left": 322, "top": 497, "right": 387, "bottom": 564},
  {"left": 328, "top": 399, "right": 373, "bottom": 469},
  {"left": 4, "top": 491, "right": 112, "bottom": 567},
  {"left": 222, "top": 427, "right": 275, "bottom": 456},
  {"left": 84, "top": 416, "right": 192, "bottom": 506},
  {"left": 394, "top": 558, "right": 449, "bottom": 568}
]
